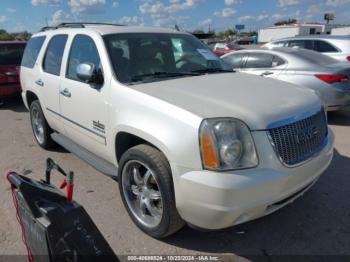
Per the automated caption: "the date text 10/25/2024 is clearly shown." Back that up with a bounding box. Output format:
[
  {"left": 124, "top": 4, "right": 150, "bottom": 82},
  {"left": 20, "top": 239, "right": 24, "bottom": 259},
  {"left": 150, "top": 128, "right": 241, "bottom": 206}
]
[{"left": 127, "top": 255, "right": 220, "bottom": 261}]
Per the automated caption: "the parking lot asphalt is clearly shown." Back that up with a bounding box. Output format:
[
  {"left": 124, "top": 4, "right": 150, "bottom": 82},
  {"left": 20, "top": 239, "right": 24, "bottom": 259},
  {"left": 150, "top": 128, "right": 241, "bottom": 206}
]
[{"left": 0, "top": 97, "right": 349, "bottom": 261}]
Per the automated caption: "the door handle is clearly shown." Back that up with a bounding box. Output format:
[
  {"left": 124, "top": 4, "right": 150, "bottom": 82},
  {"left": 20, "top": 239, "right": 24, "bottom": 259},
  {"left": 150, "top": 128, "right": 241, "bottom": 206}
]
[
  {"left": 35, "top": 79, "right": 44, "bottom": 86},
  {"left": 60, "top": 88, "right": 71, "bottom": 98},
  {"left": 260, "top": 71, "right": 274, "bottom": 77}
]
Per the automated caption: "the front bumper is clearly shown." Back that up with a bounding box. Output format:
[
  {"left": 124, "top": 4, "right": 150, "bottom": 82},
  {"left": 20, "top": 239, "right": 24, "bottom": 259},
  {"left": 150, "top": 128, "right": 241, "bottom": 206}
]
[{"left": 173, "top": 130, "right": 334, "bottom": 230}]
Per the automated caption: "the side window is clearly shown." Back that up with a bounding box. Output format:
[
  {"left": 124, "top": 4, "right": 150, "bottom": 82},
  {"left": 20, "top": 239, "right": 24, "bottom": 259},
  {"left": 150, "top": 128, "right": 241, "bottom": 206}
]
[
  {"left": 288, "top": 40, "right": 313, "bottom": 50},
  {"left": 272, "top": 55, "right": 285, "bottom": 67},
  {"left": 67, "top": 35, "right": 101, "bottom": 82},
  {"left": 315, "top": 40, "right": 338, "bottom": 53},
  {"left": 222, "top": 54, "right": 244, "bottom": 68},
  {"left": 245, "top": 53, "right": 274, "bottom": 68},
  {"left": 271, "top": 41, "right": 287, "bottom": 47},
  {"left": 21, "top": 36, "right": 46, "bottom": 68},
  {"left": 43, "top": 35, "right": 68, "bottom": 76}
]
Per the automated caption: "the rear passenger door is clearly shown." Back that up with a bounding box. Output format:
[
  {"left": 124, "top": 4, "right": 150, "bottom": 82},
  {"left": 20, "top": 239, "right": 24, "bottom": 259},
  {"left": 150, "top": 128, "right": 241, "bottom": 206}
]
[
  {"left": 59, "top": 34, "right": 110, "bottom": 160},
  {"left": 40, "top": 34, "right": 68, "bottom": 133},
  {"left": 240, "top": 53, "right": 286, "bottom": 78}
]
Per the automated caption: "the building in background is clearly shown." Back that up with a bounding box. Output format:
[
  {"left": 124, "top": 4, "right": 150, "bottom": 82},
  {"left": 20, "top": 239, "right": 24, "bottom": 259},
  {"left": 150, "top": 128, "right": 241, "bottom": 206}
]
[
  {"left": 332, "top": 26, "right": 350, "bottom": 36},
  {"left": 258, "top": 24, "right": 334, "bottom": 43}
]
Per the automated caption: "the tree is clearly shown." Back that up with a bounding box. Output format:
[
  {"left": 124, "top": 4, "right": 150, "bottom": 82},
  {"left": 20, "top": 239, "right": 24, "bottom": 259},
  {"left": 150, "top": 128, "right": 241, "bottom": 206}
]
[
  {"left": 216, "top": 29, "right": 236, "bottom": 39},
  {"left": 274, "top": 19, "right": 297, "bottom": 26},
  {"left": 249, "top": 31, "right": 258, "bottom": 36},
  {"left": 223, "top": 29, "right": 236, "bottom": 37},
  {"left": 0, "top": 30, "right": 15, "bottom": 41},
  {"left": 0, "top": 29, "right": 32, "bottom": 41},
  {"left": 13, "top": 31, "right": 32, "bottom": 41}
]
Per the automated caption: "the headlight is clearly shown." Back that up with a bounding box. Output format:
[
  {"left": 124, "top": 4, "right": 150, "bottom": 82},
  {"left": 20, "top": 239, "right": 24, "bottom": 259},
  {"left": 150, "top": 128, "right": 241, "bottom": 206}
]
[{"left": 199, "top": 118, "right": 258, "bottom": 171}]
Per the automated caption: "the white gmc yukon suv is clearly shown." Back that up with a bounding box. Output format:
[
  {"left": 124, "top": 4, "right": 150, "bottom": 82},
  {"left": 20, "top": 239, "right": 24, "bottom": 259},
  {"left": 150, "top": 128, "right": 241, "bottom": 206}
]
[{"left": 20, "top": 23, "right": 334, "bottom": 238}]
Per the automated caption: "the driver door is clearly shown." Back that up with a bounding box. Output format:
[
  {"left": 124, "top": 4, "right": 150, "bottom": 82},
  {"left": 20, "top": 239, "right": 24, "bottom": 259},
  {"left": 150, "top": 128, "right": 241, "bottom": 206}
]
[{"left": 59, "top": 34, "right": 110, "bottom": 160}]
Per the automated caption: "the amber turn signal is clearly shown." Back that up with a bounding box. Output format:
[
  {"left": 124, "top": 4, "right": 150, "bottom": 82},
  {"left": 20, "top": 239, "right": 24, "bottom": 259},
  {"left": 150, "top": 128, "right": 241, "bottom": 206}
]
[{"left": 200, "top": 132, "right": 219, "bottom": 169}]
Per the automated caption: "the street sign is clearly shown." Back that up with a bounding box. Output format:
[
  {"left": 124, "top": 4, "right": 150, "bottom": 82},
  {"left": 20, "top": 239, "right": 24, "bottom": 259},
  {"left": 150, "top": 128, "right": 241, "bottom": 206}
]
[
  {"left": 324, "top": 13, "right": 335, "bottom": 21},
  {"left": 235, "top": 24, "right": 245, "bottom": 30}
]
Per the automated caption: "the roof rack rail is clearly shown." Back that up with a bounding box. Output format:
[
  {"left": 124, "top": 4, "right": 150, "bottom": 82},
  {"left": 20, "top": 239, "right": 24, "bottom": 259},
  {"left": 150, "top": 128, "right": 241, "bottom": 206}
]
[
  {"left": 40, "top": 22, "right": 125, "bottom": 32},
  {"left": 40, "top": 26, "right": 58, "bottom": 32}
]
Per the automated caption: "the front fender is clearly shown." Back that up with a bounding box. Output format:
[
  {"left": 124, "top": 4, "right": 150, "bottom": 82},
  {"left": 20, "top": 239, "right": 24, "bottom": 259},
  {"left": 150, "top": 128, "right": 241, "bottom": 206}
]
[{"left": 109, "top": 86, "right": 204, "bottom": 177}]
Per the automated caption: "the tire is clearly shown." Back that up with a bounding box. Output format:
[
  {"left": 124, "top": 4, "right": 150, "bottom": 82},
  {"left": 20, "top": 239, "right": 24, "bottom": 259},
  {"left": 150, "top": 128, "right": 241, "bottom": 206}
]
[
  {"left": 118, "top": 144, "right": 185, "bottom": 238},
  {"left": 30, "top": 100, "right": 55, "bottom": 149}
]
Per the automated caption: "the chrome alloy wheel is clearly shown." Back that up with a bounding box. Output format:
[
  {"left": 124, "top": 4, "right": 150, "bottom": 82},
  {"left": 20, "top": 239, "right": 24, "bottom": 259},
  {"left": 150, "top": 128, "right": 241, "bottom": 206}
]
[
  {"left": 122, "top": 160, "right": 163, "bottom": 228},
  {"left": 31, "top": 107, "right": 45, "bottom": 144}
]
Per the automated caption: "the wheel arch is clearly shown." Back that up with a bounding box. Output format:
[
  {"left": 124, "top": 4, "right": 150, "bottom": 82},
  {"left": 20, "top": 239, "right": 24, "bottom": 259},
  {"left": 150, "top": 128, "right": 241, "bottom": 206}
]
[
  {"left": 114, "top": 129, "right": 172, "bottom": 167},
  {"left": 26, "top": 90, "right": 39, "bottom": 108}
]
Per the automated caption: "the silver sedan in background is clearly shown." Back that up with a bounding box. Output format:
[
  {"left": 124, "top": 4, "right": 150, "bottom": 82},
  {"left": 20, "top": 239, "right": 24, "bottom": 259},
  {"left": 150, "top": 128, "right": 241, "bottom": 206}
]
[
  {"left": 262, "top": 35, "right": 350, "bottom": 62},
  {"left": 221, "top": 47, "right": 350, "bottom": 111}
]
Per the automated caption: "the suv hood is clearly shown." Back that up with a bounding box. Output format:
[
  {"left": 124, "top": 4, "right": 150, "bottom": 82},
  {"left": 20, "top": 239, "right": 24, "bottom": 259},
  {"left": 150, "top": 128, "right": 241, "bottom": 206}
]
[{"left": 130, "top": 73, "right": 321, "bottom": 130}]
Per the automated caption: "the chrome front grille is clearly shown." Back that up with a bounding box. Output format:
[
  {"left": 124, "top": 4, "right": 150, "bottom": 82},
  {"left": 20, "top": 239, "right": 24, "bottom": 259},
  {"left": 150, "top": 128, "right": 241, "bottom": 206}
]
[{"left": 268, "top": 111, "right": 328, "bottom": 166}]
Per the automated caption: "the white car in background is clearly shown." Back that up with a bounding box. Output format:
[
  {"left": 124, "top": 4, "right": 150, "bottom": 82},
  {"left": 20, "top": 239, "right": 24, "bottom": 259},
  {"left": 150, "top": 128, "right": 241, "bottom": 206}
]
[
  {"left": 221, "top": 47, "right": 350, "bottom": 111},
  {"left": 20, "top": 23, "right": 334, "bottom": 238},
  {"left": 263, "top": 35, "right": 350, "bottom": 62}
]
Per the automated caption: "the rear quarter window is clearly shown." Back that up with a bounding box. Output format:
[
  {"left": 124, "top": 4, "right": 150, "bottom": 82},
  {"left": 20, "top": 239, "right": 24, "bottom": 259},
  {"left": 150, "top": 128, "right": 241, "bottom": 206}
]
[
  {"left": 314, "top": 40, "right": 339, "bottom": 53},
  {"left": 272, "top": 55, "right": 285, "bottom": 67},
  {"left": 21, "top": 36, "right": 46, "bottom": 68}
]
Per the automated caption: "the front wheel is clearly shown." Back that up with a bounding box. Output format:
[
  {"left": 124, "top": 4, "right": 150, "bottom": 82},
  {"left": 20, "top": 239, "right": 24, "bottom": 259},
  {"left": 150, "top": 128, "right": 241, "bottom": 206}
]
[
  {"left": 118, "top": 144, "right": 185, "bottom": 238},
  {"left": 30, "top": 100, "right": 55, "bottom": 149}
]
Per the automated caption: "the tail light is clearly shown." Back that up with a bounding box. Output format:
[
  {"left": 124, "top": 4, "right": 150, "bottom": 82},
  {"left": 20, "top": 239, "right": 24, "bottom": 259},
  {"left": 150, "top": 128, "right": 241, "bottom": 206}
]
[
  {"left": 315, "top": 74, "right": 349, "bottom": 84},
  {"left": 347, "top": 56, "right": 350, "bottom": 62}
]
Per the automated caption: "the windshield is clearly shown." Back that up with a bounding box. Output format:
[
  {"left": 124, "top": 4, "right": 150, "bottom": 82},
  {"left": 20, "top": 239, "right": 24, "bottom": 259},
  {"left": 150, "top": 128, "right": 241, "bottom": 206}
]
[
  {"left": 0, "top": 43, "right": 26, "bottom": 65},
  {"left": 104, "top": 33, "right": 230, "bottom": 84}
]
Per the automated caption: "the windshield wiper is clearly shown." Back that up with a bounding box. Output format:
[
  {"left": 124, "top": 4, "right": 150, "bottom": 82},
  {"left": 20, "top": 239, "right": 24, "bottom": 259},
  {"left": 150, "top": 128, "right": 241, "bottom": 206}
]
[
  {"left": 192, "top": 68, "right": 235, "bottom": 74},
  {"left": 131, "top": 71, "right": 200, "bottom": 82}
]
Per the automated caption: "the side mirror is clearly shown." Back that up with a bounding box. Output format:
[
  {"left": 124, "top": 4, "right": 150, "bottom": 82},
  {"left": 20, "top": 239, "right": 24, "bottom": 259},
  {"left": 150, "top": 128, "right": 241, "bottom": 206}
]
[{"left": 76, "top": 63, "right": 95, "bottom": 83}]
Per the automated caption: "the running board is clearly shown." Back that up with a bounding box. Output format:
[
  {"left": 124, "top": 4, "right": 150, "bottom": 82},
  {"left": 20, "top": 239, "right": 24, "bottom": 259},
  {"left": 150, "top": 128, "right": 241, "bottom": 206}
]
[{"left": 51, "top": 133, "right": 118, "bottom": 178}]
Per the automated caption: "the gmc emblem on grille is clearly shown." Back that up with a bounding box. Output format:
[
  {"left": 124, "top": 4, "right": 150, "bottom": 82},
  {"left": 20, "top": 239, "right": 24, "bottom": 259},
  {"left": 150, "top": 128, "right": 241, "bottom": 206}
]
[{"left": 295, "top": 126, "right": 319, "bottom": 144}]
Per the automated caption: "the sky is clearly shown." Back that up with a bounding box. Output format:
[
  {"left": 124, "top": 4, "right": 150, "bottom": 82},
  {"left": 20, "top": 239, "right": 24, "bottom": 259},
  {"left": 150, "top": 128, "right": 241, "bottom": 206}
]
[{"left": 0, "top": 0, "right": 349, "bottom": 33}]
